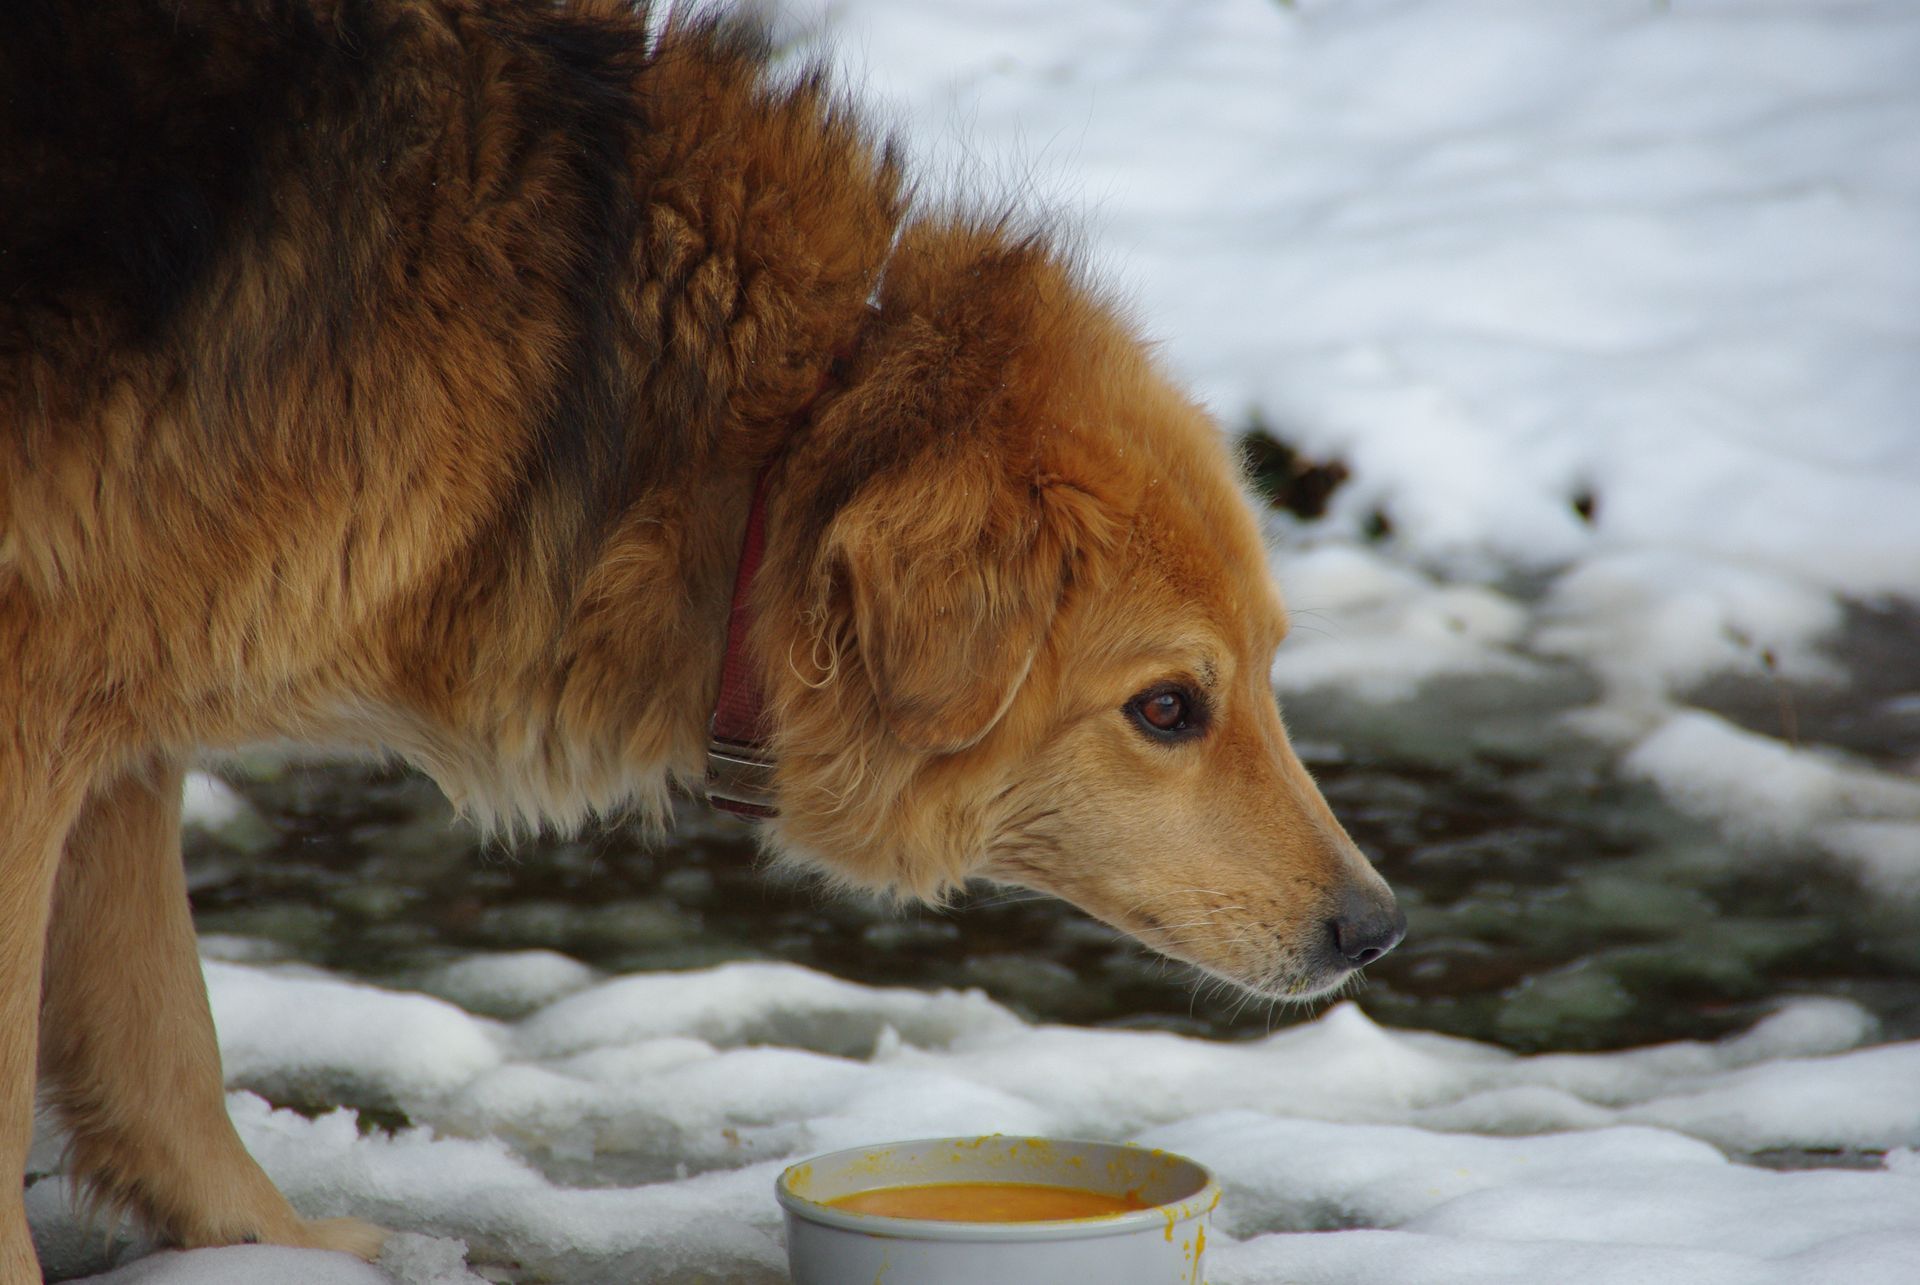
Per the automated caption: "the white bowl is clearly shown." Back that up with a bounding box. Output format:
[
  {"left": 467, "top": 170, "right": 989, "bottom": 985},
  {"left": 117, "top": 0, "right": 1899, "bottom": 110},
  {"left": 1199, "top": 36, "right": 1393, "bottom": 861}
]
[{"left": 777, "top": 1135, "right": 1220, "bottom": 1285}]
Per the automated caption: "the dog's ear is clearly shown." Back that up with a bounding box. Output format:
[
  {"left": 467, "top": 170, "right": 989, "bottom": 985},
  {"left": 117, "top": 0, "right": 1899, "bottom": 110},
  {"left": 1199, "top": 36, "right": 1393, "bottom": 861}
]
[
  {"left": 799, "top": 222, "right": 1121, "bottom": 754},
  {"left": 823, "top": 459, "right": 1104, "bottom": 755}
]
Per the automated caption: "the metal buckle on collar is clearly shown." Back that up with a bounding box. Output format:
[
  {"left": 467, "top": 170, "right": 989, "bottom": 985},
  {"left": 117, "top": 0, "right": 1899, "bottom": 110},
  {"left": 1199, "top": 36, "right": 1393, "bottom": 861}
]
[{"left": 705, "top": 737, "right": 778, "bottom": 819}]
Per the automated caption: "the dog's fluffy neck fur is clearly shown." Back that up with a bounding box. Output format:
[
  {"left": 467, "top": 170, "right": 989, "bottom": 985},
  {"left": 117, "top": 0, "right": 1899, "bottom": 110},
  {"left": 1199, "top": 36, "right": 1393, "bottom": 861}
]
[
  {"left": 371, "top": 21, "right": 1109, "bottom": 861},
  {"left": 414, "top": 221, "right": 1087, "bottom": 866}
]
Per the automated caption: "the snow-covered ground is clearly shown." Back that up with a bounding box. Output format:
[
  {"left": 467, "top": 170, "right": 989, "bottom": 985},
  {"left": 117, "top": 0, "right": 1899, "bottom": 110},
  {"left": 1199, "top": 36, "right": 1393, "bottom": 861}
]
[
  {"left": 32, "top": 0, "right": 1920, "bottom": 1281},
  {"left": 32, "top": 955, "right": 1920, "bottom": 1284}
]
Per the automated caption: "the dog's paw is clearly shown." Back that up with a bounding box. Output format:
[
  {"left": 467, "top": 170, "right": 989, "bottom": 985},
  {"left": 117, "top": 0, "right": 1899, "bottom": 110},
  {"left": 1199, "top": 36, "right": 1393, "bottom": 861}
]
[{"left": 285, "top": 1216, "right": 391, "bottom": 1261}]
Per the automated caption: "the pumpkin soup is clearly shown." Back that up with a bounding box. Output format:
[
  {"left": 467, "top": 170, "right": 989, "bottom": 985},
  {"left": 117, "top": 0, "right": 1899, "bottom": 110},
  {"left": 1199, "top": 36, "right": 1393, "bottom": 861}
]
[{"left": 827, "top": 1182, "right": 1148, "bottom": 1222}]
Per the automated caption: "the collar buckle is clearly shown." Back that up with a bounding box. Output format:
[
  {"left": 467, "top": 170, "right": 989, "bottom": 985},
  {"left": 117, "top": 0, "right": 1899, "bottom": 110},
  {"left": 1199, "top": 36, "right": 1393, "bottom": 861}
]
[{"left": 704, "top": 736, "right": 778, "bottom": 818}]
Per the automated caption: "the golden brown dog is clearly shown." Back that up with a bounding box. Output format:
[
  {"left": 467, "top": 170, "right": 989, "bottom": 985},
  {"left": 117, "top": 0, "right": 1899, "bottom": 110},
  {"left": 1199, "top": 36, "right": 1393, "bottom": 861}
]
[{"left": 0, "top": 0, "right": 1402, "bottom": 1272}]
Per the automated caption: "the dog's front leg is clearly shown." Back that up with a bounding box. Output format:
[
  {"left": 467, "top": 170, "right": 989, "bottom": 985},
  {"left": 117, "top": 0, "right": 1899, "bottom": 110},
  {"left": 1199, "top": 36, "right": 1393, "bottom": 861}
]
[
  {"left": 37, "top": 755, "right": 388, "bottom": 1261},
  {"left": 1, "top": 736, "right": 96, "bottom": 1284}
]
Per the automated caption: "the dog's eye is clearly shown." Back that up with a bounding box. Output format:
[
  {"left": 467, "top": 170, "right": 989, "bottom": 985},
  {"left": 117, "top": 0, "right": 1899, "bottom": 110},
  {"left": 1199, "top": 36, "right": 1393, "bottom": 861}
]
[
  {"left": 1140, "top": 691, "right": 1186, "bottom": 729},
  {"left": 1126, "top": 685, "right": 1206, "bottom": 742}
]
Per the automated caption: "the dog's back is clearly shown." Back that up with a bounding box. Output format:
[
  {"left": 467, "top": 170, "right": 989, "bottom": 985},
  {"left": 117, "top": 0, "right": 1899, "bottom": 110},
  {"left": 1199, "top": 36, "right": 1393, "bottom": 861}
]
[
  {"left": 1, "top": 0, "right": 898, "bottom": 744},
  {"left": 4, "top": 0, "right": 647, "bottom": 603}
]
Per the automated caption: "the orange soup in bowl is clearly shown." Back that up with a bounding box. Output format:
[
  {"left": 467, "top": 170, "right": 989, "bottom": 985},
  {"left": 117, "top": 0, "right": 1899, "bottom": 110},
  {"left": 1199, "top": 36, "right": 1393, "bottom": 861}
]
[{"left": 827, "top": 1181, "right": 1148, "bottom": 1222}]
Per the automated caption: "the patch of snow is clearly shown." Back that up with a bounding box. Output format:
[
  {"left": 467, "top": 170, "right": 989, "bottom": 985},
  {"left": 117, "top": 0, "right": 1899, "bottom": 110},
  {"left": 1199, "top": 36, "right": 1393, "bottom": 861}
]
[
  {"left": 409, "top": 950, "right": 600, "bottom": 1021},
  {"left": 813, "top": 0, "right": 1920, "bottom": 594},
  {"left": 513, "top": 960, "right": 1026, "bottom": 1060},
  {"left": 1270, "top": 543, "right": 1536, "bottom": 700},
  {"left": 1535, "top": 551, "right": 1846, "bottom": 710},
  {"left": 205, "top": 963, "right": 506, "bottom": 1109},
  {"left": 181, "top": 773, "right": 247, "bottom": 830},
  {"left": 1621, "top": 709, "right": 1920, "bottom": 891},
  {"left": 63, "top": 1246, "right": 390, "bottom": 1285},
  {"left": 30, "top": 962, "right": 1920, "bottom": 1285}
]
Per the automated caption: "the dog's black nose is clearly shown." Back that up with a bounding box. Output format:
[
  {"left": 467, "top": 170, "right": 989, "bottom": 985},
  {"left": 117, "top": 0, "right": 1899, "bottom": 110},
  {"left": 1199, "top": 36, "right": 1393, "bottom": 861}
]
[{"left": 1330, "top": 892, "right": 1407, "bottom": 967}]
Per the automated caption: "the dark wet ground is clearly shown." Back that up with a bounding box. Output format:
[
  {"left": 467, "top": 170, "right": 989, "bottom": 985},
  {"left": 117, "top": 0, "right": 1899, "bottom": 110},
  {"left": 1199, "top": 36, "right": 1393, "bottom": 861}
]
[{"left": 185, "top": 603, "right": 1920, "bottom": 1055}]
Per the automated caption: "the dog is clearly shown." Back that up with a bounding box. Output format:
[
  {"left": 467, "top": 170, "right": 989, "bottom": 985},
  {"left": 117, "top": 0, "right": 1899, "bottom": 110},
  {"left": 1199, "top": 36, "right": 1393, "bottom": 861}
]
[{"left": 0, "top": 0, "right": 1404, "bottom": 1272}]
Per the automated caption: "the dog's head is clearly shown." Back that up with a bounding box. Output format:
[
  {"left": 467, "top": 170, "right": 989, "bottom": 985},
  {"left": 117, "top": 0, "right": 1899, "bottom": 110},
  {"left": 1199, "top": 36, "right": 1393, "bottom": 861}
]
[{"left": 760, "top": 220, "right": 1402, "bottom": 1000}]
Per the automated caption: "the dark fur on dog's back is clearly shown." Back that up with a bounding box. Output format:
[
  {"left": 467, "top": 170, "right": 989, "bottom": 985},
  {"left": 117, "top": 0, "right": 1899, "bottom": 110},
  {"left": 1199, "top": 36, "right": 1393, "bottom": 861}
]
[
  {"left": 3, "top": 0, "right": 384, "bottom": 345},
  {"left": 3, "top": 0, "right": 901, "bottom": 595},
  {"left": 1, "top": 3, "right": 1398, "bottom": 1273}
]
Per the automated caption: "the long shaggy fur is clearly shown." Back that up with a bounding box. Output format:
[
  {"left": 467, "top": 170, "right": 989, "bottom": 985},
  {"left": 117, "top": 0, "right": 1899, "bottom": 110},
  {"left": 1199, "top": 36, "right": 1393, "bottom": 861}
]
[{"left": 1, "top": 0, "right": 1398, "bottom": 1271}]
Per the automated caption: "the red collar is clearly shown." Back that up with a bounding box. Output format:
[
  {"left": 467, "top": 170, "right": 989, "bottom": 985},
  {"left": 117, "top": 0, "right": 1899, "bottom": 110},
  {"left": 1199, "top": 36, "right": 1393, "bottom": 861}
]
[
  {"left": 703, "top": 358, "right": 849, "bottom": 819},
  {"left": 704, "top": 465, "right": 779, "bottom": 817}
]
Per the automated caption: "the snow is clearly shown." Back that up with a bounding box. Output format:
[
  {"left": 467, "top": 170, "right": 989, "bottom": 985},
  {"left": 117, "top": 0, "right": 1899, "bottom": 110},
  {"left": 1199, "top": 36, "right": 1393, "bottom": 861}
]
[
  {"left": 820, "top": 0, "right": 1920, "bottom": 589},
  {"left": 1534, "top": 550, "right": 1846, "bottom": 701},
  {"left": 410, "top": 951, "right": 601, "bottom": 1020},
  {"left": 181, "top": 775, "right": 248, "bottom": 831},
  {"left": 1265, "top": 544, "right": 1538, "bottom": 701},
  {"left": 207, "top": 963, "right": 507, "bottom": 1107},
  {"left": 511, "top": 962, "right": 1025, "bottom": 1060},
  {"left": 1621, "top": 708, "right": 1920, "bottom": 890},
  {"left": 60, "top": 1246, "right": 394, "bottom": 1285},
  {"left": 32, "top": 1, "right": 1920, "bottom": 1281},
  {"left": 35, "top": 961, "right": 1920, "bottom": 1284}
]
